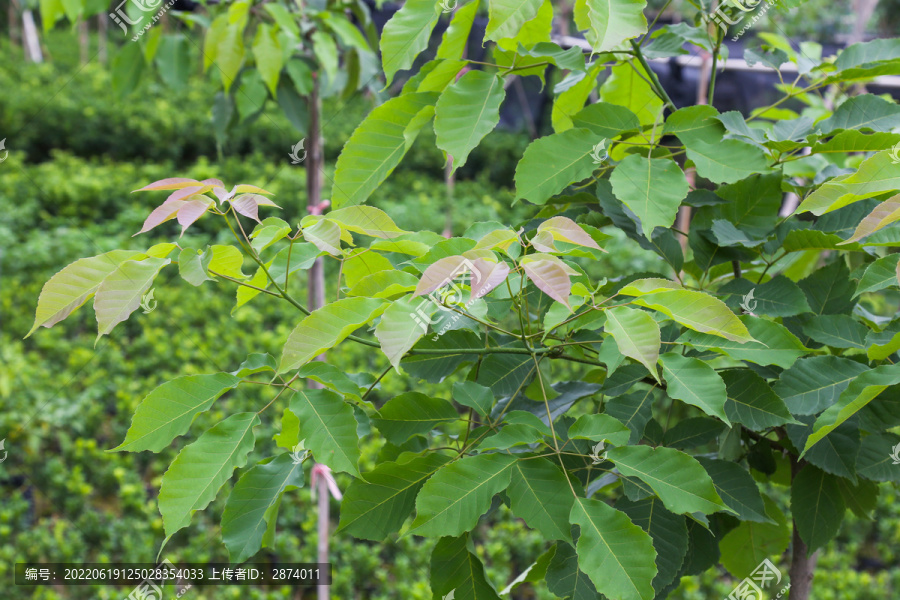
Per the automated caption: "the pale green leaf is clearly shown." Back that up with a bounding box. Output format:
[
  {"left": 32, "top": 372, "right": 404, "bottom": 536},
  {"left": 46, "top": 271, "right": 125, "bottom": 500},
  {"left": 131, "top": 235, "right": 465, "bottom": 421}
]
[
  {"left": 605, "top": 307, "right": 660, "bottom": 382},
  {"left": 567, "top": 414, "right": 631, "bottom": 445},
  {"left": 515, "top": 128, "right": 599, "bottom": 205},
  {"left": 327, "top": 205, "right": 411, "bottom": 239},
  {"left": 628, "top": 290, "right": 754, "bottom": 344},
  {"left": 252, "top": 24, "right": 283, "bottom": 96},
  {"left": 718, "top": 496, "right": 790, "bottom": 578},
  {"left": 677, "top": 317, "right": 804, "bottom": 368},
  {"left": 485, "top": 0, "right": 544, "bottom": 42},
  {"left": 375, "top": 295, "right": 431, "bottom": 369},
  {"left": 94, "top": 257, "right": 170, "bottom": 338},
  {"left": 659, "top": 353, "right": 729, "bottom": 424},
  {"left": 435, "top": 71, "right": 506, "bottom": 171},
  {"left": 380, "top": 0, "right": 440, "bottom": 85},
  {"left": 578, "top": 0, "right": 647, "bottom": 53},
  {"left": 289, "top": 388, "right": 360, "bottom": 476},
  {"left": 609, "top": 155, "right": 689, "bottom": 237}
]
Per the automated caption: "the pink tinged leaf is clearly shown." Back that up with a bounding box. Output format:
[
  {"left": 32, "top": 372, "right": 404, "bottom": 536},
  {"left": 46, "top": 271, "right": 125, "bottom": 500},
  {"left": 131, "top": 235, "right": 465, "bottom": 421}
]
[
  {"left": 232, "top": 194, "right": 282, "bottom": 223},
  {"left": 522, "top": 259, "right": 573, "bottom": 308},
  {"left": 212, "top": 187, "right": 233, "bottom": 203},
  {"left": 538, "top": 216, "right": 602, "bottom": 250},
  {"left": 177, "top": 198, "right": 215, "bottom": 235},
  {"left": 233, "top": 184, "right": 275, "bottom": 195},
  {"left": 841, "top": 194, "right": 900, "bottom": 244},
  {"left": 413, "top": 255, "right": 477, "bottom": 298},
  {"left": 134, "top": 199, "right": 188, "bottom": 236},
  {"left": 165, "top": 186, "right": 206, "bottom": 204},
  {"left": 531, "top": 230, "right": 557, "bottom": 253},
  {"left": 200, "top": 178, "right": 225, "bottom": 188},
  {"left": 469, "top": 259, "right": 510, "bottom": 301},
  {"left": 132, "top": 178, "right": 201, "bottom": 193}
]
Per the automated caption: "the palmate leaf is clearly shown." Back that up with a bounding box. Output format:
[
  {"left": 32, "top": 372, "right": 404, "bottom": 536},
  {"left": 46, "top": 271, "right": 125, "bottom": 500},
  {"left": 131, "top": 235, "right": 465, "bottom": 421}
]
[
  {"left": 658, "top": 353, "right": 729, "bottom": 424},
  {"left": 288, "top": 388, "right": 361, "bottom": 476},
  {"left": 338, "top": 453, "right": 451, "bottom": 541},
  {"left": 431, "top": 534, "right": 502, "bottom": 600},
  {"left": 606, "top": 445, "right": 728, "bottom": 515},
  {"left": 515, "top": 128, "right": 599, "bottom": 205},
  {"left": 609, "top": 155, "right": 689, "bottom": 237},
  {"left": 159, "top": 412, "right": 260, "bottom": 538},
  {"left": 507, "top": 457, "right": 576, "bottom": 543},
  {"left": 569, "top": 497, "right": 657, "bottom": 600},
  {"left": 28, "top": 249, "right": 145, "bottom": 336},
  {"left": 372, "top": 392, "right": 459, "bottom": 445},
  {"left": 279, "top": 297, "right": 387, "bottom": 373},
  {"left": 380, "top": 0, "right": 440, "bottom": 85},
  {"left": 332, "top": 92, "right": 438, "bottom": 208},
  {"left": 803, "top": 363, "right": 900, "bottom": 455},
  {"left": 410, "top": 453, "right": 516, "bottom": 537},
  {"left": 792, "top": 465, "right": 845, "bottom": 554},
  {"left": 604, "top": 307, "right": 660, "bottom": 382},
  {"left": 94, "top": 257, "right": 170, "bottom": 338},
  {"left": 221, "top": 454, "right": 303, "bottom": 563},
  {"left": 113, "top": 373, "right": 241, "bottom": 452},
  {"left": 435, "top": 71, "right": 506, "bottom": 171}
]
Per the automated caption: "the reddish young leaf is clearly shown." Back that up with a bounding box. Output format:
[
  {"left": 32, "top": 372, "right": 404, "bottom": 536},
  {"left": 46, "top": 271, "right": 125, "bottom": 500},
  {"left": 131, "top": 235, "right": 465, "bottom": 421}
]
[
  {"left": 177, "top": 198, "right": 215, "bottom": 235},
  {"left": 470, "top": 258, "right": 510, "bottom": 301},
  {"left": 201, "top": 178, "right": 225, "bottom": 188},
  {"left": 165, "top": 186, "right": 207, "bottom": 204},
  {"left": 134, "top": 200, "right": 188, "bottom": 236},
  {"left": 538, "top": 216, "right": 602, "bottom": 250},
  {"left": 232, "top": 194, "right": 282, "bottom": 223},
  {"left": 521, "top": 255, "right": 576, "bottom": 308},
  {"left": 133, "top": 178, "right": 201, "bottom": 192},
  {"left": 413, "top": 255, "right": 476, "bottom": 298}
]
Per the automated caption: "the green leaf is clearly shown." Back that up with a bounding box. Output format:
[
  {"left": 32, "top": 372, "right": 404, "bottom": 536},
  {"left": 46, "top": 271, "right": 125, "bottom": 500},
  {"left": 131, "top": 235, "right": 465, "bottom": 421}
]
[
  {"left": 718, "top": 496, "right": 790, "bottom": 578},
  {"left": 280, "top": 298, "right": 387, "bottom": 372},
  {"left": 410, "top": 453, "right": 516, "bottom": 537},
  {"left": 857, "top": 254, "right": 900, "bottom": 295},
  {"left": 569, "top": 497, "right": 657, "bottom": 600},
  {"left": 842, "top": 194, "right": 900, "bottom": 244},
  {"left": 720, "top": 369, "right": 797, "bottom": 431},
  {"left": 453, "top": 381, "right": 494, "bottom": 417},
  {"left": 812, "top": 129, "right": 900, "bottom": 155},
  {"left": 798, "top": 261, "right": 856, "bottom": 315},
  {"left": 507, "top": 457, "right": 575, "bottom": 543},
  {"left": 571, "top": 102, "right": 641, "bottom": 139},
  {"left": 332, "top": 92, "right": 438, "bottom": 208},
  {"left": 796, "top": 151, "right": 900, "bottom": 216},
  {"left": 178, "top": 247, "right": 214, "bottom": 287},
  {"left": 678, "top": 317, "right": 805, "bottom": 369},
  {"left": 718, "top": 275, "right": 811, "bottom": 318},
  {"left": 380, "top": 0, "right": 440, "bottom": 85},
  {"left": 662, "top": 418, "right": 724, "bottom": 449},
  {"left": 604, "top": 389, "right": 654, "bottom": 444},
  {"left": 552, "top": 64, "right": 601, "bottom": 132},
  {"left": 207, "top": 244, "right": 247, "bottom": 279},
  {"left": 159, "top": 412, "right": 259, "bottom": 538},
  {"left": 113, "top": 373, "right": 241, "bottom": 453},
  {"left": 686, "top": 139, "right": 771, "bottom": 184},
  {"left": 658, "top": 353, "right": 729, "bottom": 424},
  {"left": 610, "top": 155, "right": 689, "bottom": 237},
  {"left": 856, "top": 432, "right": 900, "bottom": 482},
  {"left": 436, "top": 0, "right": 480, "bottom": 60},
  {"left": 615, "top": 496, "right": 688, "bottom": 593},
  {"left": 792, "top": 465, "right": 845, "bottom": 554},
  {"left": 252, "top": 24, "right": 283, "bottom": 96},
  {"left": 27, "top": 250, "right": 145, "bottom": 336},
  {"left": 295, "top": 361, "right": 364, "bottom": 399},
  {"left": 604, "top": 307, "right": 661, "bottom": 382},
  {"left": 338, "top": 453, "right": 451, "bottom": 541},
  {"left": 515, "top": 128, "right": 599, "bottom": 204},
  {"left": 327, "top": 205, "right": 411, "bottom": 239},
  {"left": 800, "top": 314, "right": 868, "bottom": 349},
  {"left": 606, "top": 446, "right": 728, "bottom": 515},
  {"left": 221, "top": 454, "right": 303, "bottom": 562},
  {"left": 485, "top": 0, "right": 544, "bottom": 42},
  {"left": 775, "top": 356, "right": 868, "bottom": 415},
  {"left": 567, "top": 414, "right": 631, "bottom": 445},
  {"left": 696, "top": 458, "right": 771, "bottom": 523},
  {"left": 545, "top": 542, "right": 601, "bottom": 600},
  {"left": 600, "top": 61, "right": 662, "bottom": 126},
  {"left": 288, "top": 388, "right": 360, "bottom": 476},
  {"left": 375, "top": 295, "right": 430, "bottom": 369},
  {"left": 402, "top": 330, "right": 481, "bottom": 383},
  {"left": 349, "top": 270, "right": 418, "bottom": 298},
  {"left": 787, "top": 419, "right": 859, "bottom": 482},
  {"left": 435, "top": 71, "right": 505, "bottom": 171},
  {"left": 372, "top": 392, "right": 459, "bottom": 445},
  {"left": 577, "top": 0, "right": 647, "bottom": 53},
  {"left": 430, "top": 534, "right": 502, "bottom": 600},
  {"left": 664, "top": 105, "right": 723, "bottom": 146},
  {"left": 628, "top": 290, "right": 754, "bottom": 344},
  {"left": 839, "top": 478, "right": 879, "bottom": 519},
  {"left": 817, "top": 94, "right": 900, "bottom": 134},
  {"left": 217, "top": 23, "right": 245, "bottom": 91},
  {"left": 804, "top": 363, "right": 900, "bottom": 455},
  {"left": 94, "top": 257, "right": 170, "bottom": 338}
]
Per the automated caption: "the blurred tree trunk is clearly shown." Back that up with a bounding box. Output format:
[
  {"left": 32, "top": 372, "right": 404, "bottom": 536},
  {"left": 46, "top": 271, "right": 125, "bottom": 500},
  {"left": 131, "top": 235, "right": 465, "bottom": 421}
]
[
  {"left": 9, "top": 0, "right": 21, "bottom": 50},
  {"left": 78, "top": 21, "right": 89, "bottom": 64},
  {"left": 98, "top": 15, "right": 107, "bottom": 64},
  {"left": 22, "top": 8, "right": 43, "bottom": 63}
]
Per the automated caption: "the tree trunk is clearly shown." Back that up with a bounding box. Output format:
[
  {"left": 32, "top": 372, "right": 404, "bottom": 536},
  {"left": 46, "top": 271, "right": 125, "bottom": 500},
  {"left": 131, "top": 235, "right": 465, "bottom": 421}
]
[
  {"left": 22, "top": 9, "right": 43, "bottom": 63},
  {"left": 98, "top": 15, "right": 107, "bottom": 64},
  {"left": 789, "top": 458, "right": 819, "bottom": 599},
  {"left": 9, "top": 0, "right": 21, "bottom": 50},
  {"left": 306, "top": 76, "right": 326, "bottom": 317},
  {"left": 317, "top": 474, "right": 330, "bottom": 600},
  {"left": 78, "top": 20, "right": 89, "bottom": 64}
]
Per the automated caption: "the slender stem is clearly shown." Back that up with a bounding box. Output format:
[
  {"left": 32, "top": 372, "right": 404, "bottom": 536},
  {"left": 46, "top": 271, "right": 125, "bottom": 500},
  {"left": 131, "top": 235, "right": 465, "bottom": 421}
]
[
  {"left": 209, "top": 270, "right": 281, "bottom": 297},
  {"left": 629, "top": 39, "right": 675, "bottom": 110},
  {"left": 362, "top": 365, "right": 392, "bottom": 401},
  {"left": 708, "top": 28, "right": 723, "bottom": 106},
  {"left": 257, "top": 373, "right": 299, "bottom": 414}
]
